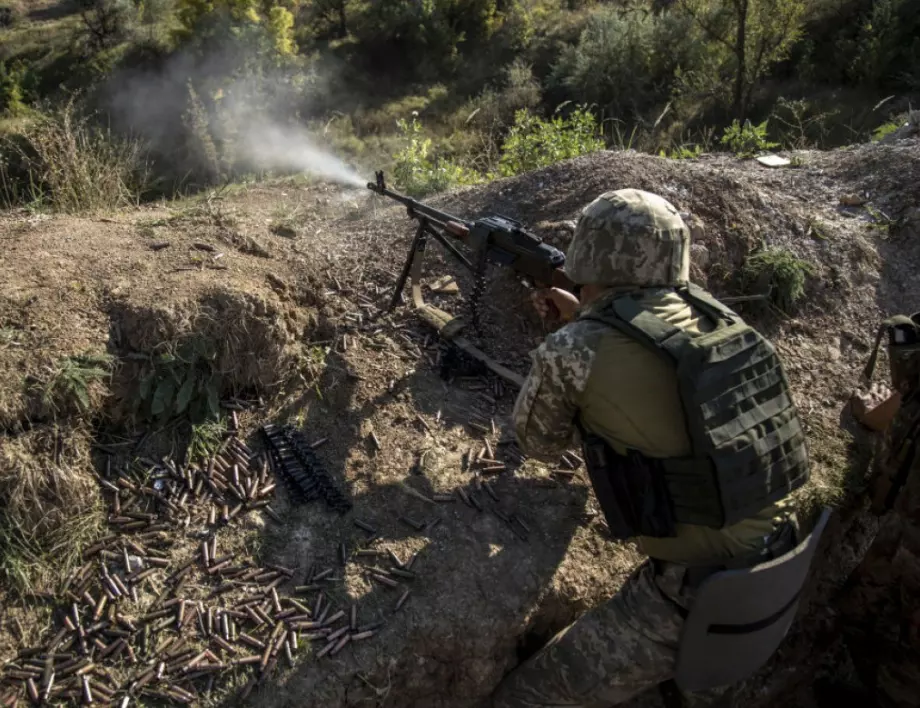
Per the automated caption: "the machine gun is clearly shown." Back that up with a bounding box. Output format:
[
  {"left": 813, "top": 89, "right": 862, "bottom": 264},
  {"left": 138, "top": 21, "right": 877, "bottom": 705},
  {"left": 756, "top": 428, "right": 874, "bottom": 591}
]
[{"left": 367, "top": 171, "right": 575, "bottom": 387}]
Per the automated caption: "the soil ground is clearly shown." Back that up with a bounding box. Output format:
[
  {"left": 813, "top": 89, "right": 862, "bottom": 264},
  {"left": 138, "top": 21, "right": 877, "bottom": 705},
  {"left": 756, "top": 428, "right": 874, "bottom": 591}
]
[{"left": 0, "top": 138, "right": 918, "bottom": 706}]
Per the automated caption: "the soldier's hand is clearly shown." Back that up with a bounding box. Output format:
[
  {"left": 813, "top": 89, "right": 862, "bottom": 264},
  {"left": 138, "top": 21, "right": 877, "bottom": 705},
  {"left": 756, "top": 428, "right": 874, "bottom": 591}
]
[{"left": 532, "top": 288, "right": 580, "bottom": 323}]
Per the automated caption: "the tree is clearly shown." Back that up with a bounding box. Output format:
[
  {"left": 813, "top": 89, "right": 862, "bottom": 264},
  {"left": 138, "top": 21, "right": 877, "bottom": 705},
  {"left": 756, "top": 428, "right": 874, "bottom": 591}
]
[
  {"left": 676, "top": 0, "right": 806, "bottom": 119},
  {"left": 174, "top": 0, "right": 297, "bottom": 61},
  {"left": 77, "top": 0, "right": 133, "bottom": 50},
  {"left": 303, "top": 0, "right": 349, "bottom": 39}
]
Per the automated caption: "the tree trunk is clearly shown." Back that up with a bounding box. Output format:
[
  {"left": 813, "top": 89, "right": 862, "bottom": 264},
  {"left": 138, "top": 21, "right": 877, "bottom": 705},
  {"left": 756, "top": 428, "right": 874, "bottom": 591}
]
[
  {"left": 338, "top": 4, "right": 347, "bottom": 37},
  {"left": 732, "top": 0, "right": 748, "bottom": 120}
]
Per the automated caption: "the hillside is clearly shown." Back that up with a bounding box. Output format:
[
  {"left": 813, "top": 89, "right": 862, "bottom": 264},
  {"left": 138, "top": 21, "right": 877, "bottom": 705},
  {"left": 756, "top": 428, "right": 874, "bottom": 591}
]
[{"left": 0, "top": 135, "right": 918, "bottom": 706}]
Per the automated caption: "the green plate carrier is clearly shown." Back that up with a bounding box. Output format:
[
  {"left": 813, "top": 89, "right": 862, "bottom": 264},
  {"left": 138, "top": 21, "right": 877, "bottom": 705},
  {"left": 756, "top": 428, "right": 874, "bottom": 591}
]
[{"left": 583, "top": 285, "right": 810, "bottom": 529}]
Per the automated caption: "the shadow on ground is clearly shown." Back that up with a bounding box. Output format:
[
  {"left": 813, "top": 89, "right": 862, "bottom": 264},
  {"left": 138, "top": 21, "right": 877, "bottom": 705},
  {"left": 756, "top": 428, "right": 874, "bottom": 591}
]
[{"left": 223, "top": 342, "right": 594, "bottom": 707}]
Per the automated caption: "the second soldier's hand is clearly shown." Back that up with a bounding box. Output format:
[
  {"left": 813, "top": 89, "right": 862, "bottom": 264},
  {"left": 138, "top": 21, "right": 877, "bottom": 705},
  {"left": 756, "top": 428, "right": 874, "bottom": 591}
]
[{"left": 532, "top": 288, "right": 580, "bottom": 323}]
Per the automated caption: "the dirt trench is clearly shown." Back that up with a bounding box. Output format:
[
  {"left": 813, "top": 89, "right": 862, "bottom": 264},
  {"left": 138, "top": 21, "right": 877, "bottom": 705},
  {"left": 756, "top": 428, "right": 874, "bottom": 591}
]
[{"left": 0, "top": 138, "right": 918, "bottom": 706}]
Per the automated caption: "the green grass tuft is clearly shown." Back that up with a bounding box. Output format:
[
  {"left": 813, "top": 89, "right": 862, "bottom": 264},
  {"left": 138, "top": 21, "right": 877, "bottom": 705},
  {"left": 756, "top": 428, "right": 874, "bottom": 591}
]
[{"left": 743, "top": 247, "right": 815, "bottom": 314}]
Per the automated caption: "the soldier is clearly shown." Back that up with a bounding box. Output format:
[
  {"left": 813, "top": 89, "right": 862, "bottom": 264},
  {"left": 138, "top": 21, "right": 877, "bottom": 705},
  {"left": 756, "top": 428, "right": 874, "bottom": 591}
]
[
  {"left": 491, "top": 189, "right": 810, "bottom": 707},
  {"left": 838, "top": 312, "right": 920, "bottom": 707}
]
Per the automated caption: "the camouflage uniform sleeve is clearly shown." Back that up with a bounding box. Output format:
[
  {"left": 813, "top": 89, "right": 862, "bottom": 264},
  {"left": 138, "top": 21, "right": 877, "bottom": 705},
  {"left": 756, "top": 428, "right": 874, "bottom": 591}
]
[{"left": 512, "top": 323, "right": 598, "bottom": 462}]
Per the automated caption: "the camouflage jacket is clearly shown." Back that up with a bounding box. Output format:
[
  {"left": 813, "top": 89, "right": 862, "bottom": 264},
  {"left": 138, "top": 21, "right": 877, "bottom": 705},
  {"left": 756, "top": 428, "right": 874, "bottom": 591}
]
[{"left": 512, "top": 287, "right": 790, "bottom": 563}]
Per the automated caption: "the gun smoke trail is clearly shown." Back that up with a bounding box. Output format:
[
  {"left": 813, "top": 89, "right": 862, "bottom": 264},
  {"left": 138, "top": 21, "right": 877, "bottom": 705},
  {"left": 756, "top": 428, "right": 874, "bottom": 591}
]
[
  {"left": 237, "top": 120, "right": 365, "bottom": 189},
  {"left": 104, "top": 49, "right": 366, "bottom": 190}
]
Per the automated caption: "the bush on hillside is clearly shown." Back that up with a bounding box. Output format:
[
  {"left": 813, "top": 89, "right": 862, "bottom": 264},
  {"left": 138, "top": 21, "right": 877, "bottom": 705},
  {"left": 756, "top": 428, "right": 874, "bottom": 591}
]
[
  {"left": 345, "top": 0, "right": 503, "bottom": 82},
  {"left": 849, "top": 0, "right": 920, "bottom": 88},
  {"left": 458, "top": 58, "right": 543, "bottom": 152},
  {"left": 0, "top": 61, "right": 27, "bottom": 117},
  {"left": 174, "top": 0, "right": 297, "bottom": 67},
  {"left": 550, "top": 5, "right": 703, "bottom": 123},
  {"left": 499, "top": 105, "right": 604, "bottom": 176},
  {"left": 1, "top": 99, "right": 150, "bottom": 212},
  {"left": 392, "top": 114, "right": 483, "bottom": 197},
  {"left": 0, "top": 2, "right": 22, "bottom": 28}
]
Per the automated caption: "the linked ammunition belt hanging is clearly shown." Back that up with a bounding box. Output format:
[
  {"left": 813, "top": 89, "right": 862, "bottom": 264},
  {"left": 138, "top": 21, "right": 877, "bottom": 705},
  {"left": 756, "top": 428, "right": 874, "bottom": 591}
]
[
  {"left": 464, "top": 247, "right": 490, "bottom": 338},
  {"left": 261, "top": 424, "right": 352, "bottom": 514}
]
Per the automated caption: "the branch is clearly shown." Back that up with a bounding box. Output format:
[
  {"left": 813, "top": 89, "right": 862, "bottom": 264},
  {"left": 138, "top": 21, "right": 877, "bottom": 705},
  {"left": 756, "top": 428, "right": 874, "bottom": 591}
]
[{"left": 676, "top": 0, "right": 740, "bottom": 56}]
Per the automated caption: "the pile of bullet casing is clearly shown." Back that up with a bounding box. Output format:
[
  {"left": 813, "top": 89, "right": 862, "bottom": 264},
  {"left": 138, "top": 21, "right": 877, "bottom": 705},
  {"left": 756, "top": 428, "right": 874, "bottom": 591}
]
[
  {"left": 0, "top": 382, "right": 569, "bottom": 706},
  {"left": 0, "top": 426, "right": 411, "bottom": 706}
]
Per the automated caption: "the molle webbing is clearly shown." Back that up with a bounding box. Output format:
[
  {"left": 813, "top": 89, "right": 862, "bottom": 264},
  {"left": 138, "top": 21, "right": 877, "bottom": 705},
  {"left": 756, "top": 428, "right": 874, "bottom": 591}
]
[{"left": 583, "top": 285, "right": 809, "bottom": 529}]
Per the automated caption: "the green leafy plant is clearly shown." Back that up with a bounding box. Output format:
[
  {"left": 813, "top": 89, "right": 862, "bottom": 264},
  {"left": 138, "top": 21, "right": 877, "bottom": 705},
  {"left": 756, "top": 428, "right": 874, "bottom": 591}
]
[
  {"left": 720, "top": 119, "right": 779, "bottom": 157},
  {"left": 38, "top": 353, "right": 113, "bottom": 416},
  {"left": 0, "top": 60, "right": 27, "bottom": 116},
  {"left": 871, "top": 120, "right": 902, "bottom": 142},
  {"left": 499, "top": 105, "right": 605, "bottom": 177},
  {"left": 392, "top": 114, "right": 482, "bottom": 197},
  {"left": 865, "top": 204, "right": 894, "bottom": 235},
  {"left": 659, "top": 144, "right": 704, "bottom": 159},
  {"left": 188, "top": 418, "right": 227, "bottom": 462},
  {"left": 136, "top": 340, "right": 221, "bottom": 425},
  {"left": 743, "top": 247, "right": 815, "bottom": 313},
  {"left": 806, "top": 218, "right": 830, "bottom": 241}
]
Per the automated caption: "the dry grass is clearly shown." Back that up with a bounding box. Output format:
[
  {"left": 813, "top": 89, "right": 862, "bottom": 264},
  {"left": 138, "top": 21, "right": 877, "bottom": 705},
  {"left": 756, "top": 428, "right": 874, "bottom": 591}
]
[
  {"left": 0, "top": 425, "right": 104, "bottom": 594},
  {"left": 0, "top": 98, "right": 151, "bottom": 212}
]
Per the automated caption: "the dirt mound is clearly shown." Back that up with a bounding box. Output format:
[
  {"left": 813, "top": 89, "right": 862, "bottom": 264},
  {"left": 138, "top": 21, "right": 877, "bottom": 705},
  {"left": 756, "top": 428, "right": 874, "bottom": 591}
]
[
  {"left": 0, "top": 208, "right": 324, "bottom": 601},
  {"left": 0, "top": 138, "right": 918, "bottom": 706}
]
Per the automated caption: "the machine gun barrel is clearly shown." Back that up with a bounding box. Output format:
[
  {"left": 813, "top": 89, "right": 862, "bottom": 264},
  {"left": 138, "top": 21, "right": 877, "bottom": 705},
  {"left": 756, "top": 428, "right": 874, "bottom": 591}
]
[
  {"left": 368, "top": 170, "right": 573, "bottom": 294},
  {"left": 367, "top": 171, "right": 472, "bottom": 238}
]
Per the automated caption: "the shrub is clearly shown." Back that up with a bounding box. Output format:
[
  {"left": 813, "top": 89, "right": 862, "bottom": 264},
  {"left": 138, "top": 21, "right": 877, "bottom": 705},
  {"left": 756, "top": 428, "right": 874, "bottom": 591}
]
[
  {"left": 849, "top": 0, "right": 920, "bottom": 89},
  {"left": 770, "top": 97, "right": 839, "bottom": 150},
  {"left": 174, "top": 0, "right": 297, "bottom": 67},
  {"left": 499, "top": 105, "right": 604, "bottom": 177},
  {"left": 180, "top": 81, "right": 223, "bottom": 186},
  {"left": 550, "top": 7, "right": 657, "bottom": 121},
  {"left": 467, "top": 59, "right": 543, "bottom": 131},
  {"left": 0, "top": 2, "right": 22, "bottom": 28},
  {"left": 0, "top": 60, "right": 27, "bottom": 117},
  {"left": 719, "top": 119, "right": 779, "bottom": 157},
  {"left": 392, "top": 114, "right": 483, "bottom": 197},
  {"left": 346, "top": 0, "right": 502, "bottom": 82},
  {"left": 1, "top": 99, "right": 150, "bottom": 212},
  {"left": 550, "top": 6, "right": 701, "bottom": 122}
]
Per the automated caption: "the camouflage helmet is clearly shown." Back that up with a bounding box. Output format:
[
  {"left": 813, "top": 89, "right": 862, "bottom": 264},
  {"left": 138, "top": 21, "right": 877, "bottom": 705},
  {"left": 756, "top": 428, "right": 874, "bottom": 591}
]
[{"left": 565, "top": 189, "right": 691, "bottom": 287}]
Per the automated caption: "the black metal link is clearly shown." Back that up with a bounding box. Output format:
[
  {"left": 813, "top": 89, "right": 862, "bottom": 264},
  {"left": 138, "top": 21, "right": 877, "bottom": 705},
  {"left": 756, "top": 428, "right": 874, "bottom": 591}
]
[{"left": 261, "top": 424, "right": 352, "bottom": 514}]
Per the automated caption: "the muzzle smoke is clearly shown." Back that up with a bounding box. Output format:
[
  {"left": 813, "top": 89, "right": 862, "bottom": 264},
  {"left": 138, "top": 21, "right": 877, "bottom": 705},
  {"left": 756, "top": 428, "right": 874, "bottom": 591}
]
[{"left": 238, "top": 120, "right": 365, "bottom": 188}]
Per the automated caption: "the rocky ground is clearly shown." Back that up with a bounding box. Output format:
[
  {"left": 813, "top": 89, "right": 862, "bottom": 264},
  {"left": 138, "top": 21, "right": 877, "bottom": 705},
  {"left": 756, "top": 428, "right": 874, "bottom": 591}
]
[{"left": 0, "top": 137, "right": 918, "bottom": 706}]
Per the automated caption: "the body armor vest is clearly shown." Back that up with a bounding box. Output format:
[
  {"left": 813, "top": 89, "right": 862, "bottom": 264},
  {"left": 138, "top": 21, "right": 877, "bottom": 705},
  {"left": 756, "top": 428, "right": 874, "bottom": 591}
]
[{"left": 580, "top": 284, "right": 810, "bottom": 537}]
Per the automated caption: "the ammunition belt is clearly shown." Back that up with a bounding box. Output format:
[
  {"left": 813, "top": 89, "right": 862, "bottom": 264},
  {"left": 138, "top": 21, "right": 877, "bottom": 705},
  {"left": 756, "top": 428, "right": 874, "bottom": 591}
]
[
  {"left": 439, "top": 340, "right": 487, "bottom": 380},
  {"left": 261, "top": 424, "right": 351, "bottom": 514}
]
